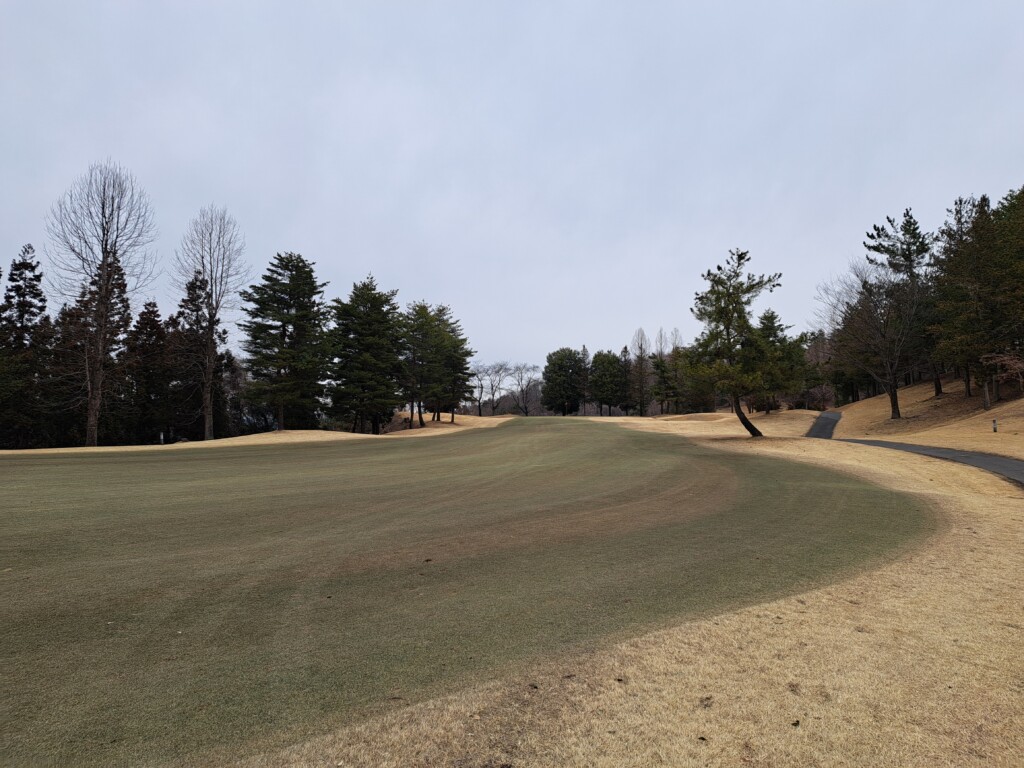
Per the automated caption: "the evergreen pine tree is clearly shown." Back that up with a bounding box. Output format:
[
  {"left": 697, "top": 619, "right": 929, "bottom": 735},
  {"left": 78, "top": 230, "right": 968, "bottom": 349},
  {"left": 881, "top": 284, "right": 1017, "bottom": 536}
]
[
  {"left": 328, "top": 276, "right": 405, "bottom": 434},
  {"left": 239, "top": 253, "right": 328, "bottom": 430},
  {"left": 0, "top": 246, "right": 50, "bottom": 447}
]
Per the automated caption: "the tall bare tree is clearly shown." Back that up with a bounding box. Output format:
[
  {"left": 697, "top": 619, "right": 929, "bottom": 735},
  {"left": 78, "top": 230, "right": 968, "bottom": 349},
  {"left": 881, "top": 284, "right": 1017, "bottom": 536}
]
[
  {"left": 46, "top": 160, "right": 157, "bottom": 446},
  {"left": 508, "top": 362, "right": 540, "bottom": 416},
  {"left": 630, "top": 327, "right": 652, "bottom": 416},
  {"left": 818, "top": 259, "right": 921, "bottom": 419},
  {"left": 173, "top": 205, "right": 249, "bottom": 439},
  {"left": 482, "top": 361, "right": 510, "bottom": 415}
]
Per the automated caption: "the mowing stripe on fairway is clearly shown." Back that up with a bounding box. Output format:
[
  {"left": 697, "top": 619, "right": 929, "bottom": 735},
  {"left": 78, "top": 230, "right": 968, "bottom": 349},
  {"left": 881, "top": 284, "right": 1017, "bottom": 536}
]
[{"left": 0, "top": 418, "right": 936, "bottom": 766}]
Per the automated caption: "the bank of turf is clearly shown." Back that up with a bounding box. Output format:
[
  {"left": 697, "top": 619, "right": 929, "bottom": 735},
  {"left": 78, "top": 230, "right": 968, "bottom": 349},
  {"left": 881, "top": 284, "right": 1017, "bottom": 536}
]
[{"left": 0, "top": 419, "right": 936, "bottom": 765}]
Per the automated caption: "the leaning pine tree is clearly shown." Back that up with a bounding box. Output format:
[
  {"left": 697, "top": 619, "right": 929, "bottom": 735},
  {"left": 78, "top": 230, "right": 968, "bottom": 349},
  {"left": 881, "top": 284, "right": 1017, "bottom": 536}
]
[{"left": 691, "top": 249, "right": 781, "bottom": 438}]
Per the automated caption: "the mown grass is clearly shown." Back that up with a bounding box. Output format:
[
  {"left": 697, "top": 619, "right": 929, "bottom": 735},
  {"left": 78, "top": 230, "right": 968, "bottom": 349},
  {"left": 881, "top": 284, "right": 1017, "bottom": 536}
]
[{"left": 0, "top": 419, "right": 935, "bottom": 766}]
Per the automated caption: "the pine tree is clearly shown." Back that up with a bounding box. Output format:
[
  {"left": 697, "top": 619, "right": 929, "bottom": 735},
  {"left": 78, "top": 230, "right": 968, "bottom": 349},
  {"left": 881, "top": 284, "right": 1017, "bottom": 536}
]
[
  {"left": 122, "top": 302, "right": 174, "bottom": 444},
  {"left": 541, "top": 347, "right": 587, "bottom": 416},
  {"left": 328, "top": 276, "right": 406, "bottom": 434},
  {"left": 0, "top": 246, "right": 50, "bottom": 447},
  {"left": 239, "top": 253, "right": 328, "bottom": 430},
  {"left": 692, "top": 249, "right": 781, "bottom": 436}
]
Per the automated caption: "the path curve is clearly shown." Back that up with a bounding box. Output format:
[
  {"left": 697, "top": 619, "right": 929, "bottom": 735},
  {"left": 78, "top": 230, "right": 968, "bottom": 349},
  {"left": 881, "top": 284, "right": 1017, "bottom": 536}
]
[
  {"left": 807, "top": 410, "right": 1024, "bottom": 486},
  {"left": 840, "top": 439, "right": 1024, "bottom": 486}
]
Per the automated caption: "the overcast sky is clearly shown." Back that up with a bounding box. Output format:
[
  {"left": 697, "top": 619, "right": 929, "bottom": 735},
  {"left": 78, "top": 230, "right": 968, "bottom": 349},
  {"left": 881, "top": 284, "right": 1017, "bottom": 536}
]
[{"left": 2, "top": 1, "right": 1022, "bottom": 364}]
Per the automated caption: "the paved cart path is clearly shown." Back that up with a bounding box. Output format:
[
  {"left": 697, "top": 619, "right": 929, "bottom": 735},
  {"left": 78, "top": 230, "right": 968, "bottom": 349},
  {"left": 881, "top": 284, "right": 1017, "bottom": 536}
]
[{"left": 806, "top": 411, "right": 1024, "bottom": 486}]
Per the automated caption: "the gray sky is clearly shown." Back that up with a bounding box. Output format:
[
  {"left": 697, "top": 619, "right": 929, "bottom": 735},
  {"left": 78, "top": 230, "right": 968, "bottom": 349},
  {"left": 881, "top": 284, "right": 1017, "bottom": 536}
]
[{"left": 3, "top": 1, "right": 1022, "bottom": 364}]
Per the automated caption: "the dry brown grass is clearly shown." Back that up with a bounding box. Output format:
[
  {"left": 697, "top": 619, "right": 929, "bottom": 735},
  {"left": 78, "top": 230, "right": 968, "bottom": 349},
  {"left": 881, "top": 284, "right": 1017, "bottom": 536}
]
[
  {"left": 231, "top": 407, "right": 1023, "bottom": 768},
  {"left": 834, "top": 377, "right": 1024, "bottom": 460},
  {"left": 0, "top": 414, "right": 513, "bottom": 455}
]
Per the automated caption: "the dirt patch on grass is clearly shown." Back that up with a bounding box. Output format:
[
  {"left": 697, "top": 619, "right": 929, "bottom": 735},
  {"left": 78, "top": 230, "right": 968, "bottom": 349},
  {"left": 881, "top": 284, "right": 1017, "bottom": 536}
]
[{"left": 236, "top": 421, "right": 1022, "bottom": 767}]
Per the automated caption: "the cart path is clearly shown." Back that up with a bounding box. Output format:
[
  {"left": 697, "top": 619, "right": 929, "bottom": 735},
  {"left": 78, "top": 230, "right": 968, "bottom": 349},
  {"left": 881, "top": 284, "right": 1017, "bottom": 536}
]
[{"left": 806, "top": 411, "right": 1024, "bottom": 486}]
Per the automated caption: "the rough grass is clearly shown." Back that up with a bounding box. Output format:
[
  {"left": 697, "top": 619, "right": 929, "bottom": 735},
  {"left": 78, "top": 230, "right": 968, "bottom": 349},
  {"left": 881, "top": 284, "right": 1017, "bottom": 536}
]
[{"left": 1, "top": 419, "right": 934, "bottom": 766}]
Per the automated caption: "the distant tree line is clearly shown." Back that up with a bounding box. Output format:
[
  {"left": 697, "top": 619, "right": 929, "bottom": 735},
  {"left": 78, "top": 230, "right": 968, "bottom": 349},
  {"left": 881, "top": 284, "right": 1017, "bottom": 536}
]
[
  {"left": 520, "top": 250, "right": 810, "bottom": 436},
  {"left": 818, "top": 185, "right": 1024, "bottom": 418},
  {"left": 0, "top": 160, "right": 473, "bottom": 448}
]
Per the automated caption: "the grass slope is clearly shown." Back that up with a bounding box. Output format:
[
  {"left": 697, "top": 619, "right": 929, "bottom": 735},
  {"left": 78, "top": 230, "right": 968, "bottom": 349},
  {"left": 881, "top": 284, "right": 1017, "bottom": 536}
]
[{"left": 1, "top": 419, "right": 935, "bottom": 766}]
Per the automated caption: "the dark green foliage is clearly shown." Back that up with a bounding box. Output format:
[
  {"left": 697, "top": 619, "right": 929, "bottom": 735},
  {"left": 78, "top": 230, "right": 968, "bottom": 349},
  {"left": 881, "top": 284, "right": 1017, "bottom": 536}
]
[
  {"left": 692, "top": 249, "right": 781, "bottom": 436},
  {"left": 402, "top": 301, "right": 474, "bottom": 425},
  {"left": 748, "top": 309, "right": 808, "bottom": 413},
  {"left": 239, "top": 253, "right": 328, "bottom": 430},
  {"left": 0, "top": 246, "right": 51, "bottom": 448},
  {"left": 329, "top": 276, "right": 405, "bottom": 434},
  {"left": 588, "top": 349, "right": 630, "bottom": 415},
  {"left": 121, "top": 302, "right": 174, "bottom": 444},
  {"left": 541, "top": 346, "right": 587, "bottom": 415}
]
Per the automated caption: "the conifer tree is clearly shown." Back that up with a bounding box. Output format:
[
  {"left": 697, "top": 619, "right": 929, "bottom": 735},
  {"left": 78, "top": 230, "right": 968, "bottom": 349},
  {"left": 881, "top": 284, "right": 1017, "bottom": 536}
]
[
  {"left": 0, "top": 246, "right": 50, "bottom": 447},
  {"left": 239, "top": 253, "right": 327, "bottom": 430},
  {"left": 692, "top": 249, "right": 781, "bottom": 436},
  {"left": 328, "top": 276, "right": 405, "bottom": 434},
  {"left": 122, "top": 301, "right": 174, "bottom": 444}
]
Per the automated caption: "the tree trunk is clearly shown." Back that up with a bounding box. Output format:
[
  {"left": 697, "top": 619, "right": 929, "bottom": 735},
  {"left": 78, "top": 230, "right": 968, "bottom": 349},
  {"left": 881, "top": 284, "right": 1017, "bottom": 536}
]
[
  {"left": 932, "top": 363, "right": 943, "bottom": 397},
  {"left": 965, "top": 364, "right": 972, "bottom": 397},
  {"left": 450, "top": 408, "right": 455, "bottom": 423},
  {"left": 85, "top": 386, "right": 101, "bottom": 447},
  {"left": 887, "top": 384, "right": 901, "bottom": 419},
  {"left": 417, "top": 401, "right": 425, "bottom": 427},
  {"left": 732, "top": 395, "right": 763, "bottom": 437},
  {"left": 982, "top": 378, "right": 991, "bottom": 410},
  {"left": 203, "top": 333, "right": 217, "bottom": 440},
  {"left": 277, "top": 404, "right": 285, "bottom": 430}
]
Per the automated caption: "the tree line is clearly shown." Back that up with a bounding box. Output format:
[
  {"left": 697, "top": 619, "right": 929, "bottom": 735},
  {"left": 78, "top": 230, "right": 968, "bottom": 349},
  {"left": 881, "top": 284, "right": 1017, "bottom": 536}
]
[
  {"left": 0, "top": 160, "right": 473, "bottom": 448},
  {"left": 525, "top": 250, "right": 809, "bottom": 436},
  {"left": 818, "top": 185, "right": 1024, "bottom": 418},
  {"left": 521, "top": 182, "right": 1023, "bottom": 434}
]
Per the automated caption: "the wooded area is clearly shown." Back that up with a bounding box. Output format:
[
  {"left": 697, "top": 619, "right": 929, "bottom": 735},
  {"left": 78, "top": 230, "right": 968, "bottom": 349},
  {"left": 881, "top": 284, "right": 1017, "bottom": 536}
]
[{"left": 1, "top": 162, "right": 1021, "bottom": 447}]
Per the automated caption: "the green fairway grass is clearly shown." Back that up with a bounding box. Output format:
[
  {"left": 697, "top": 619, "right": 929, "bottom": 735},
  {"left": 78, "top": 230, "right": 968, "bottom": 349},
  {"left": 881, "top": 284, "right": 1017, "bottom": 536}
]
[{"left": 1, "top": 419, "right": 936, "bottom": 765}]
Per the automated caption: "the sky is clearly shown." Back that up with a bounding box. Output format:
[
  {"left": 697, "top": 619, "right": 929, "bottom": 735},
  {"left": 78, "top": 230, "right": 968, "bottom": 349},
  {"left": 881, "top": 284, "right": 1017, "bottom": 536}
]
[{"left": 2, "top": 1, "right": 1022, "bottom": 365}]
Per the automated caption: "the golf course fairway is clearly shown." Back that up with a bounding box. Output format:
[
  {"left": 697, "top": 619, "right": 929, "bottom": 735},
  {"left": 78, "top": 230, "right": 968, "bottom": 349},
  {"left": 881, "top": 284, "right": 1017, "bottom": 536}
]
[{"left": 0, "top": 418, "right": 936, "bottom": 765}]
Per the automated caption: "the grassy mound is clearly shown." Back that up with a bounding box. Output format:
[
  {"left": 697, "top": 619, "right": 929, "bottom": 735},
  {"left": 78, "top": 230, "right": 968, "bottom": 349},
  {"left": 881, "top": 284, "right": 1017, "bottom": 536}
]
[{"left": 0, "top": 419, "right": 935, "bottom": 765}]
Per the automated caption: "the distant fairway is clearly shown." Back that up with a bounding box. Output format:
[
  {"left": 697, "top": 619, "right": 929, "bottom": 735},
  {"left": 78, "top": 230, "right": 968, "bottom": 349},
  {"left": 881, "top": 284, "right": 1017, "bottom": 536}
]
[{"left": 0, "top": 419, "right": 935, "bottom": 766}]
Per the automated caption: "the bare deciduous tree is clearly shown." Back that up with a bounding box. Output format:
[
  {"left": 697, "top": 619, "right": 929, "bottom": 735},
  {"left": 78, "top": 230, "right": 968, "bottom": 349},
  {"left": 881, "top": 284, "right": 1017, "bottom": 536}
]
[
  {"left": 174, "top": 205, "right": 249, "bottom": 440},
  {"left": 46, "top": 160, "right": 157, "bottom": 446},
  {"left": 482, "top": 361, "right": 510, "bottom": 415},
  {"left": 630, "top": 327, "right": 652, "bottom": 416},
  {"left": 817, "top": 259, "right": 921, "bottom": 419},
  {"left": 507, "top": 362, "right": 540, "bottom": 416}
]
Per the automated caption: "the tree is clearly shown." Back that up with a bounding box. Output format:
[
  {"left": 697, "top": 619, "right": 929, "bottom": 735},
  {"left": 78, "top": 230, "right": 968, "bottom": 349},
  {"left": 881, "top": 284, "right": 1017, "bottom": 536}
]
[
  {"left": 328, "top": 276, "right": 405, "bottom": 434},
  {"left": 818, "top": 211, "right": 932, "bottom": 420},
  {"left": 122, "top": 301, "right": 174, "bottom": 444},
  {"left": 402, "top": 301, "right": 438, "bottom": 428},
  {"left": 0, "top": 246, "right": 51, "bottom": 448},
  {"left": 749, "top": 309, "right": 807, "bottom": 413},
  {"left": 239, "top": 253, "right": 328, "bottom": 430},
  {"left": 173, "top": 205, "right": 249, "bottom": 440},
  {"left": 45, "top": 160, "right": 156, "bottom": 445},
  {"left": 692, "top": 249, "right": 781, "bottom": 437},
  {"left": 430, "top": 305, "right": 474, "bottom": 423},
  {"left": 541, "top": 347, "right": 586, "bottom": 415},
  {"left": 481, "top": 361, "right": 511, "bottom": 415},
  {"left": 507, "top": 362, "right": 541, "bottom": 416},
  {"left": 167, "top": 273, "right": 225, "bottom": 439},
  {"left": 589, "top": 349, "right": 629, "bottom": 416},
  {"left": 630, "top": 328, "right": 652, "bottom": 416}
]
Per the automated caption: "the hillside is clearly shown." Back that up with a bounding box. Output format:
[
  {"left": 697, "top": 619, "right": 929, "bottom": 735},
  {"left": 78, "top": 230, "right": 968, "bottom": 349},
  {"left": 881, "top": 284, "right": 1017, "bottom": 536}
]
[{"left": 832, "top": 376, "right": 1024, "bottom": 460}]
